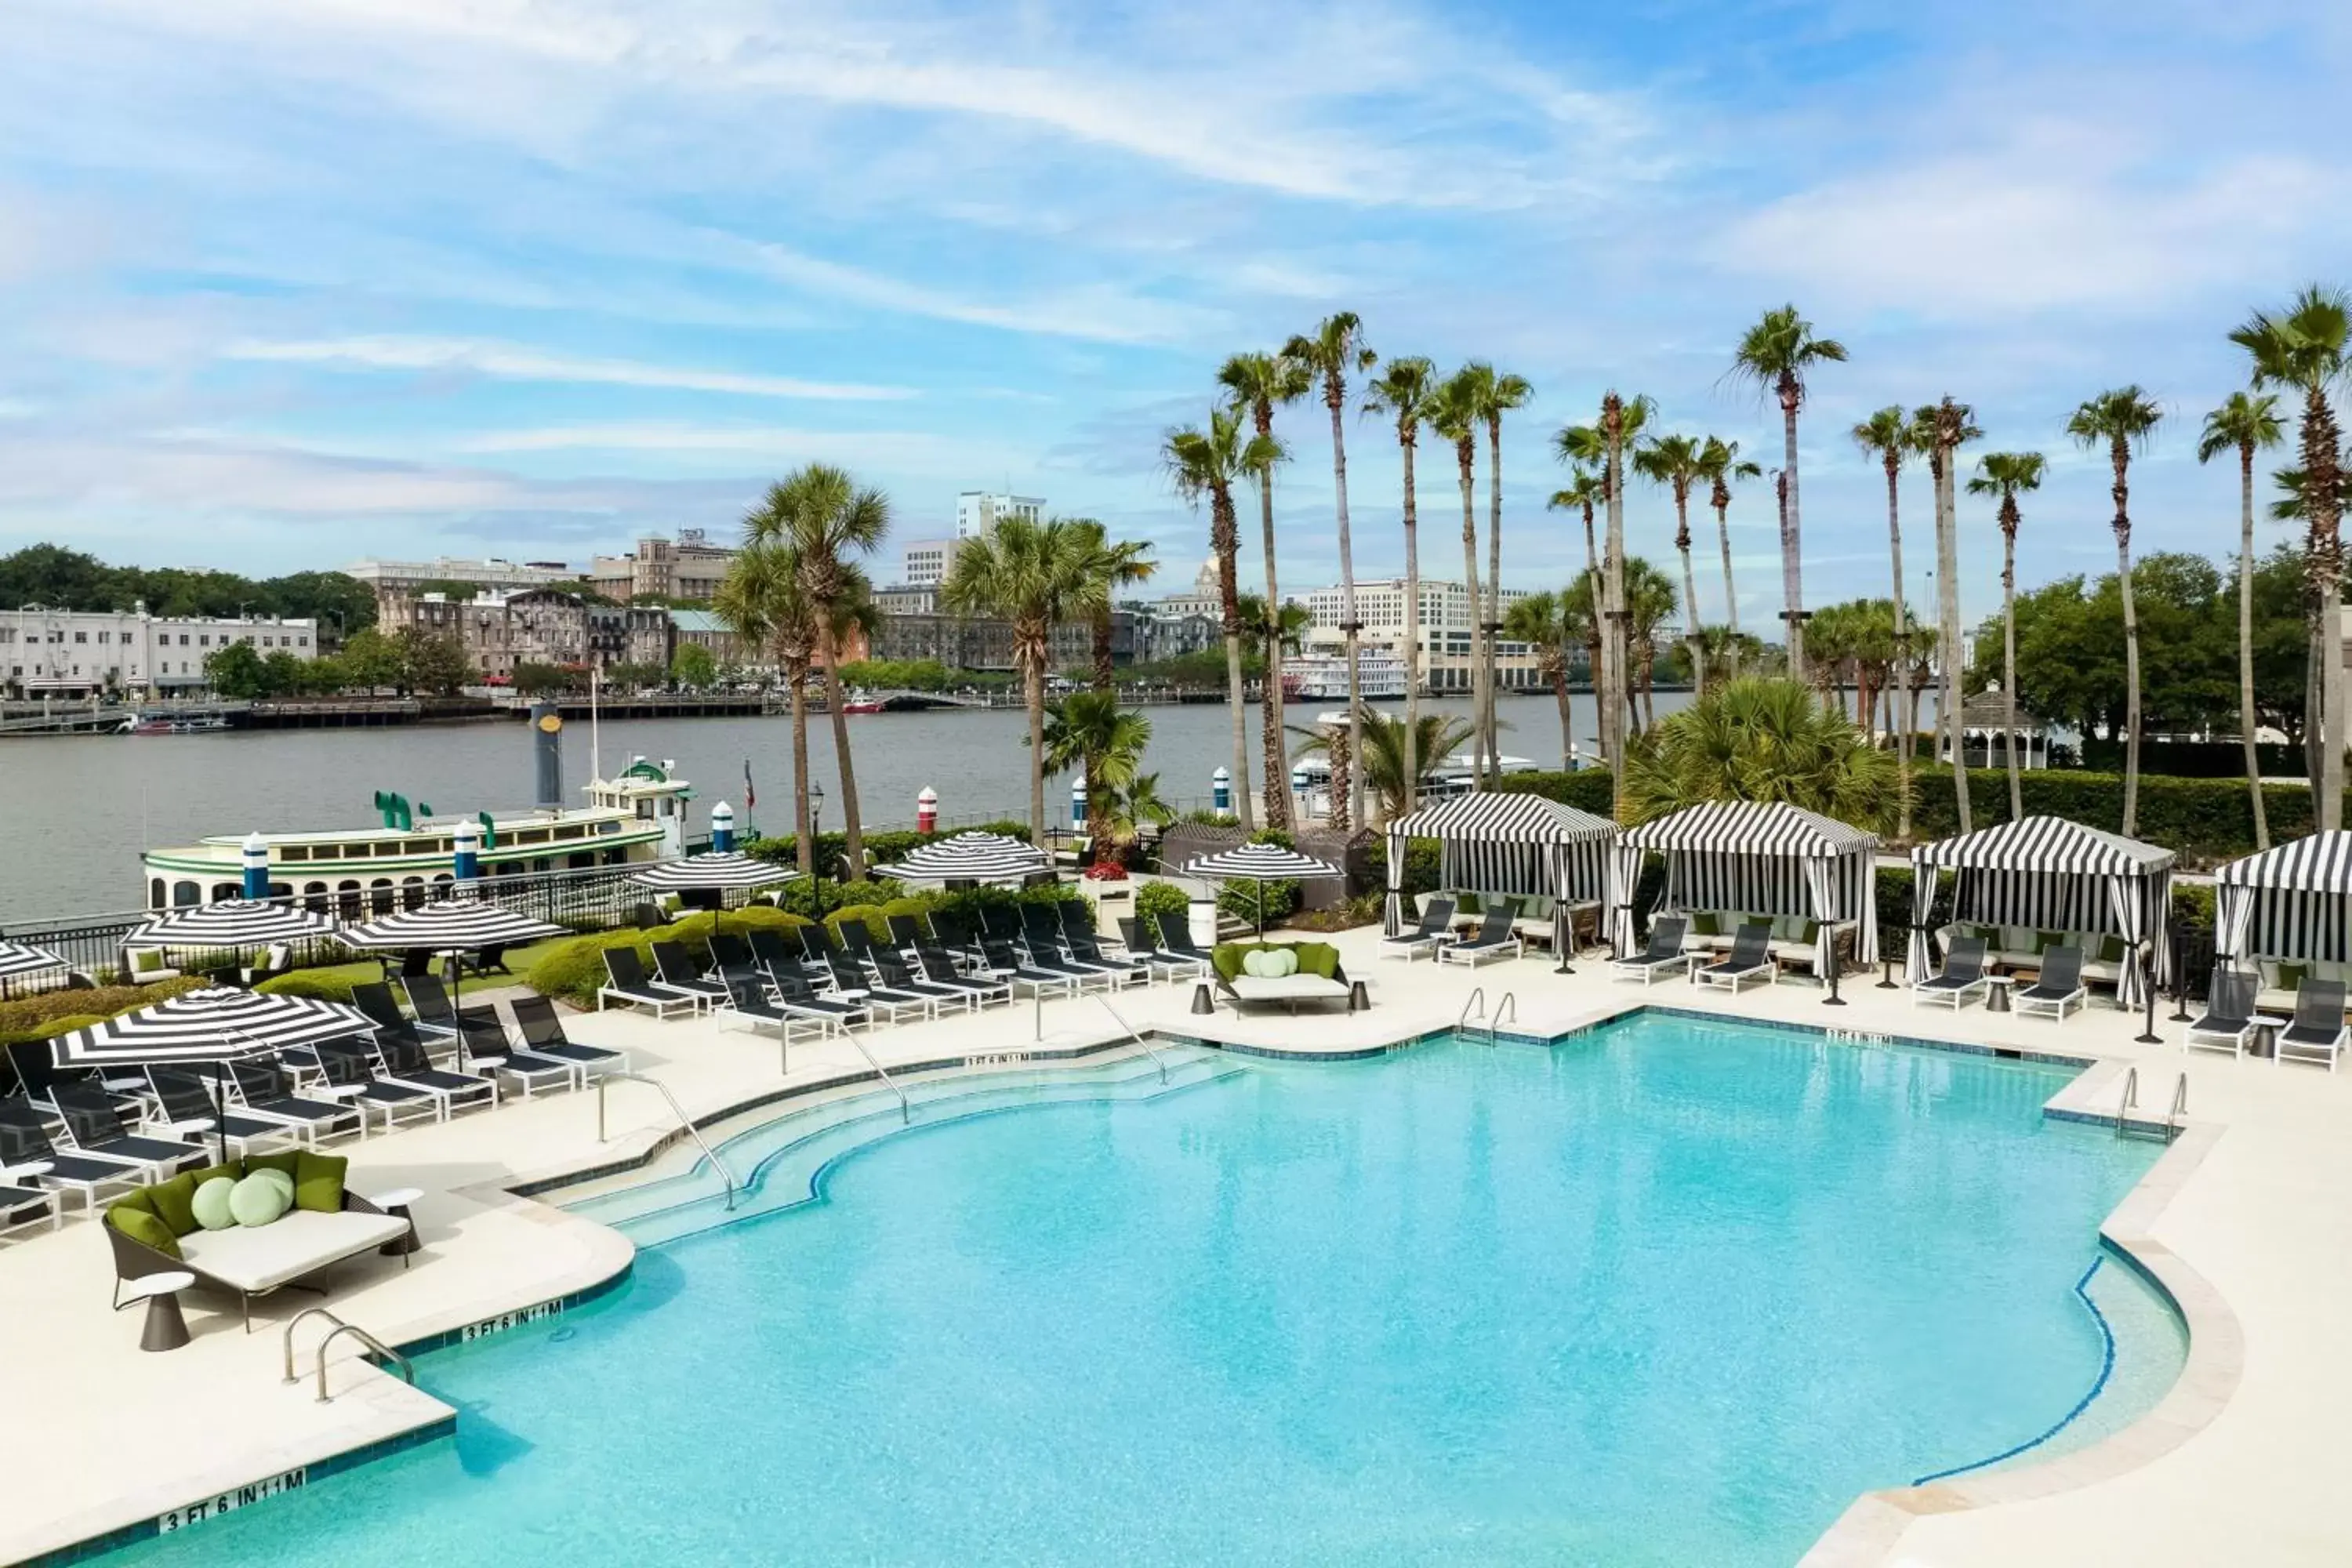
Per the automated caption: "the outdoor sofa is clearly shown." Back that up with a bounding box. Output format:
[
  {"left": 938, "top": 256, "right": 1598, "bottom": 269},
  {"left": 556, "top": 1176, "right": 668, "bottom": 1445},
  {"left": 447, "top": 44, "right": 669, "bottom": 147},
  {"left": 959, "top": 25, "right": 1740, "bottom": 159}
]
[
  {"left": 1681, "top": 912, "right": 1854, "bottom": 975},
  {"left": 1211, "top": 942, "right": 1352, "bottom": 1014},
  {"left": 1934, "top": 923, "right": 2132, "bottom": 994},
  {"left": 104, "top": 1149, "right": 413, "bottom": 1331}
]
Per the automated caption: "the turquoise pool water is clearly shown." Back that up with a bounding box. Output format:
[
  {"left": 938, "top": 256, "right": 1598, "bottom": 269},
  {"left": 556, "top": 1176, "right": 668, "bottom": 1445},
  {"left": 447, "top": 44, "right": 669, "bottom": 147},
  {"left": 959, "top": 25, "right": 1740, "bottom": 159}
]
[{"left": 108, "top": 1014, "right": 2180, "bottom": 1566}]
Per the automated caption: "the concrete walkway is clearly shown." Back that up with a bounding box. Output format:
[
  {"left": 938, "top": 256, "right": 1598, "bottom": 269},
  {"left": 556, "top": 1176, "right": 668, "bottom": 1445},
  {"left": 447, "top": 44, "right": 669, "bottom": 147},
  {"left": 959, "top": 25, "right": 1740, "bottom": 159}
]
[{"left": 2, "top": 929, "right": 2347, "bottom": 1564}]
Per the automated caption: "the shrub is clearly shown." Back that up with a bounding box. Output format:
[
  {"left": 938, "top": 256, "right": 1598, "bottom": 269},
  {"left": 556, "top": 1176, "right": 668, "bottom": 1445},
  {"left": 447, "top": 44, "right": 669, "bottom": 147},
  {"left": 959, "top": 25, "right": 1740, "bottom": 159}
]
[
  {"left": 1133, "top": 881, "right": 1191, "bottom": 927},
  {"left": 1907, "top": 766, "right": 2345, "bottom": 867},
  {"left": 0, "top": 977, "right": 205, "bottom": 1045},
  {"left": 826, "top": 904, "right": 891, "bottom": 942},
  {"left": 256, "top": 971, "right": 359, "bottom": 1004},
  {"left": 1494, "top": 771, "right": 1617, "bottom": 816},
  {"left": 524, "top": 930, "right": 657, "bottom": 1008},
  {"left": 1362, "top": 836, "right": 1442, "bottom": 898},
  {"left": 1218, "top": 879, "right": 1298, "bottom": 929}
]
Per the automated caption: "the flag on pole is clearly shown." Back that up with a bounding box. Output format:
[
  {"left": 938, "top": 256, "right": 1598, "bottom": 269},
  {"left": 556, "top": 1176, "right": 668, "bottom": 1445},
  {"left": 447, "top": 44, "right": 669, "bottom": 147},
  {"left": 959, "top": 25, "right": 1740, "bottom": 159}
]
[{"left": 743, "top": 760, "right": 757, "bottom": 811}]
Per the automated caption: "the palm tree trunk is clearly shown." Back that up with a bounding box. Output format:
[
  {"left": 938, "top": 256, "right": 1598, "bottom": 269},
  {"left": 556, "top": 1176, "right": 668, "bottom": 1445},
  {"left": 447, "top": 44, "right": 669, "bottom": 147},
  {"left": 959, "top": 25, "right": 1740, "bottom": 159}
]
[
  {"left": 2307, "top": 609, "right": 2324, "bottom": 790},
  {"left": 1400, "top": 437, "right": 1423, "bottom": 817},
  {"left": 1935, "top": 452, "right": 1971, "bottom": 834},
  {"left": 1550, "top": 662, "right": 1572, "bottom": 771},
  {"left": 789, "top": 670, "right": 813, "bottom": 877},
  {"left": 1600, "top": 398, "right": 1627, "bottom": 775},
  {"left": 2002, "top": 524, "right": 2023, "bottom": 821},
  {"left": 1456, "top": 445, "right": 1484, "bottom": 788},
  {"left": 1675, "top": 493, "right": 1703, "bottom": 698},
  {"left": 1024, "top": 654, "right": 1047, "bottom": 844},
  {"left": 1885, "top": 459, "right": 1913, "bottom": 840},
  {"left": 821, "top": 649, "right": 864, "bottom": 880},
  {"left": 1091, "top": 608, "right": 1114, "bottom": 693},
  {"left": 1779, "top": 383, "right": 1806, "bottom": 681},
  {"left": 1330, "top": 392, "right": 1365, "bottom": 828},
  {"left": 1714, "top": 497, "right": 1740, "bottom": 679},
  {"left": 2113, "top": 442, "right": 2142, "bottom": 838},
  {"left": 1484, "top": 424, "right": 1505, "bottom": 787},
  {"left": 1215, "top": 531, "right": 1256, "bottom": 833},
  {"left": 2238, "top": 445, "right": 2269, "bottom": 850},
  {"left": 2306, "top": 387, "right": 2346, "bottom": 834},
  {"left": 1256, "top": 464, "right": 1291, "bottom": 830}
]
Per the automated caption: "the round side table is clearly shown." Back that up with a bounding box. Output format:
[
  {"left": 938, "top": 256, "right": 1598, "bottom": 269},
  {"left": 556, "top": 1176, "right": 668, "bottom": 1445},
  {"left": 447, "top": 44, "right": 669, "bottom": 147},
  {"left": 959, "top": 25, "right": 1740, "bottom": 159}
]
[
  {"left": 1189, "top": 981, "right": 1216, "bottom": 1015},
  {"left": 1984, "top": 976, "right": 2014, "bottom": 1014},
  {"left": 119, "top": 1269, "right": 195, "bottom": 1352},
  {"left": 371, "top": 1187, "right": 425, "bottom": 1259}
]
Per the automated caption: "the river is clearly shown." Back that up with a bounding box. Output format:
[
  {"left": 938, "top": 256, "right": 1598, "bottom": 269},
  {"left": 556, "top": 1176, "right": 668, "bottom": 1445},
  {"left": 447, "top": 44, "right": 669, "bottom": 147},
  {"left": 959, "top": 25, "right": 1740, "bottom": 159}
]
[{"left": 1, "top": 684, "right": 1931, "bottom": 925}]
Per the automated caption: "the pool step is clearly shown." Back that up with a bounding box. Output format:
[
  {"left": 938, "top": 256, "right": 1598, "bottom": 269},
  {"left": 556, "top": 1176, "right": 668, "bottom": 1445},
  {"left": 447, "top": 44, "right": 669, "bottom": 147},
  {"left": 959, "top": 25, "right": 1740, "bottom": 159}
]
[{"left": 567, "top": 1048, "right": 1238, "bottom": 1247}]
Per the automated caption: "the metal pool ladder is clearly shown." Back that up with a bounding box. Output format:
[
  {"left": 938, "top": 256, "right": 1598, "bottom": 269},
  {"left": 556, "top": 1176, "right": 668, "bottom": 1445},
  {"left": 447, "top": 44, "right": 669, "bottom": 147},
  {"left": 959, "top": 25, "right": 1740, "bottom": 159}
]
[
  {"left": 2114, "top": 1065, "right": 2186, "bottom": 1144},
  {"left": 283, "top": 1307, "right": 414, "bottom": 1404},
  {"left": 1091, "top": 995, "right": 1172, "bottom": 1084},
  {"left": 597, "top": 1071, "right": 740, "bottom": 1207},
  {"left": 1457, "top": 989, "right": 1517, "bottom": 1045}
]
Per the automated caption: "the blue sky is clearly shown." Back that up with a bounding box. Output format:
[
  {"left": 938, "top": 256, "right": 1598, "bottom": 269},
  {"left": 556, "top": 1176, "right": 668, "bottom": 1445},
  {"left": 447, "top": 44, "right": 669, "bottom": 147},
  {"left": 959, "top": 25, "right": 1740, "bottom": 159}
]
[{"left": 1, "top": 0, "right": 2347, "bottom": 625}]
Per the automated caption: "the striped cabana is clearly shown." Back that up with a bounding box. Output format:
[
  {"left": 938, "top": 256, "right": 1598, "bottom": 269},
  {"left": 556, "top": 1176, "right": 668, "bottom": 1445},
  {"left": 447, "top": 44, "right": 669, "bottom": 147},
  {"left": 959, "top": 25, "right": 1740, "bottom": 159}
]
[
  {"left": 1616, "top": 801, "right": 1881, "bottom": 975},
  {"left": 2214, "top": 831, "right": 2352, "bottom": 967},
  {"left": 1383, "top": 794, "right": 1620, "bottom": 955},
  {"left": 1906, "top": 815, "right": 2175, "bottom": 1007}
]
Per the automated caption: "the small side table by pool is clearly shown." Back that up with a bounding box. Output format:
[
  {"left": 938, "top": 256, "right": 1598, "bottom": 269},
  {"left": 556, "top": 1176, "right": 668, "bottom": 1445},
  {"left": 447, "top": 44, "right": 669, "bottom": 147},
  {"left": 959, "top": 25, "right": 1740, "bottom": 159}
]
[
  {"left": 120, "top": 1269, "right": 194, "bottom": 1352},
  {"left": 371, "top": 1187, "right": 424, "bottom": 1259},
  {"left": 1984, "top": 975, "right": 2013, "bottom": 1014}
]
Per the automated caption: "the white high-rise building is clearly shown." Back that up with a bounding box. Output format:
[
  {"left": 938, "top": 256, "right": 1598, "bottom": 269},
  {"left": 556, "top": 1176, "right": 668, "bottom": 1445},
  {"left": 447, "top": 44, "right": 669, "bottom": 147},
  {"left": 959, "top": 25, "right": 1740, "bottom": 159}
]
[
  {"left": 899, "top": 539, "right": 959, "bottom": 588},
  {"left": 0, "top": 607, "right": 319, "bottom": 697},
  {"left": 1300, "top": 577, "right": 1541, "bottom": 693},
  {"left": 955, "top": 492, "right": 1045, "bottom": 539}
]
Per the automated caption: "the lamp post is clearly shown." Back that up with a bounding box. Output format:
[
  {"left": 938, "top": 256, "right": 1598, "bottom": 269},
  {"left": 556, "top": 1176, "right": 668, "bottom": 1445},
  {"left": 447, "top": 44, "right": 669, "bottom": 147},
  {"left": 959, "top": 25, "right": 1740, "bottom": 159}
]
[{"left": 808, "top": 780, "right": 826, "bottom": 919}]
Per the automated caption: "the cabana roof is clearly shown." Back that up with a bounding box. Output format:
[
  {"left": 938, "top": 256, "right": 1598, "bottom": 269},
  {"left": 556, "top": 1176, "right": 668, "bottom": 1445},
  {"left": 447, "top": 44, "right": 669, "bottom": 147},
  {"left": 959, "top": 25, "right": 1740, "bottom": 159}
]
[
  {"left": 1619, "top": 800, "right": 1877, "bottom": 856},
  {"left": 1912, "top": 815, "right": 2175, "bottom": 876},
  {"left": 1386, "top": 793, "right": 1617, "bottom": 843},
  {"left": 2215, "top": 831, "right": 2352, "bottom": 894}
]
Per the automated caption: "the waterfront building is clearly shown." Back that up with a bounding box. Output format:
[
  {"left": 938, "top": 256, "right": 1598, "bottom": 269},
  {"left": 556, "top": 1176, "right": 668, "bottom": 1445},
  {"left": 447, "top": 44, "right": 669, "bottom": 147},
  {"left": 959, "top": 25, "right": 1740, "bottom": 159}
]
[
  {"left": 376, "top": 589, "right": 672, "bottom": 680},
  {"left": 865, "top": 609, "right": 1120, "bottom": 673},
  {"left": 0, "top": 605, "right": 318, "bottom": 699},
  {"left": 1298, "top": 577, "right": 1543, "bottom": 694},
  {"left": 668, "top": 608, "right": 760, "bottom": 673},
  {"left": 587, "top": 530, "right": 736, "bottom": 604},
  {"left": 342, "top": 556, "right": 579, "bottom": 594},
  {"left": 898, "top": 538, "right": 959, "bottom": 588},
  {"left": 1152, "top": 558, "right": 1227, "bottom": 620},
  {"left": 955, "top": 492, "right": 1045, "bottom": 539},
  {"left": 1131, "top": 606, "right": 1221, "bottom": 665}
]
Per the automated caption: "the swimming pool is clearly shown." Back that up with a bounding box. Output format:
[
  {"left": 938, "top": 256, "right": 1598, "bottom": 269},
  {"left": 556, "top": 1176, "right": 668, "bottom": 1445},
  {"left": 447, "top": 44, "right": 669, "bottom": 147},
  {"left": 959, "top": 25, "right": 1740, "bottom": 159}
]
[{"left": 105, "top": 1013, "right": 2181, "bottom": 1566}]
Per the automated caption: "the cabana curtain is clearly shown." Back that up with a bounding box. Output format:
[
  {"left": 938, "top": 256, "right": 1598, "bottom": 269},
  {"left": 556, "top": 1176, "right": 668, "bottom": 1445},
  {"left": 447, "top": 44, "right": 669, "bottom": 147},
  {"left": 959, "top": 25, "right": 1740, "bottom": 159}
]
[
  {"left": 2214, "top": 831, "right": 2352, "bottom": 966},
  {"left": 1905, "top": 815, "right": 2176, "bottom": 1007},
  {"left": 1616, "top": 801, "right": 1880, "bottom": 974},
  {"left": 1383, "top": 794, "right": 1617, "bottom": 956}
]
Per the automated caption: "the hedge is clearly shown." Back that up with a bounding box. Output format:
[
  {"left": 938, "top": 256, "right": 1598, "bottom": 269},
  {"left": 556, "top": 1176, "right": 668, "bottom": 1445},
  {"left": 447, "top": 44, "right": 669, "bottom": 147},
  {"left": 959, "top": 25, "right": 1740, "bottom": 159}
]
[
  {"left": 256, "top": 971, "right": 360, "bottom": 1004},
  {"left": 1906, "top": 767, "right": 2346, "bottom": 866},
  {"left": 523, "top": 908, "right": 815, "bottom": 1008},
  {"left": 0, "top": 976, "right": 205, "bottom": 1046},
  {"left": 1133, "top": 882, "right": 1191, "bottom": 927},
  {"left": 1494, "top": 771, "right": 1617, "bottom": 815}
]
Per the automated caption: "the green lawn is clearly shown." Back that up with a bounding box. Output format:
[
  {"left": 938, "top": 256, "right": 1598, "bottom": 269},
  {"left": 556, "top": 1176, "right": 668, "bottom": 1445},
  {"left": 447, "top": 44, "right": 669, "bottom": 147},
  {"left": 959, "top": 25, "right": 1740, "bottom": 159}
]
[{"left": 285, "top": 935, "right": 574, "bottom": 996}]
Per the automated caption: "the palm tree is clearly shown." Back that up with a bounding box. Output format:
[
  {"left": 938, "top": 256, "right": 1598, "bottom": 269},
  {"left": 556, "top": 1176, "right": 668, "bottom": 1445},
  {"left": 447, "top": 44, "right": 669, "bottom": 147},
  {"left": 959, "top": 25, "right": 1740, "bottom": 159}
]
[
  {"left": 2269, "top": 464, "right": 2352, "bottom": 785},
  {"left": 1694, "top": 437, "right": 1762, "bottom": 674},
  {"left": 1218, "top": 349, "right": 1312, "bottom": 829},
  {"left": 1312, "top": 707, "right": 1479, "bottom": 822},
  {"left": 2065, "top": 387, "right": 2165, "bottom": 837},
  {"left": 1040, "top": 689, "right": 1154, "bottom": 848},
  {"left": 1473, "top": 364, "right": 1534, "bottom": 783},
  {"left": 1095, "top": 771, "right": 1177, "bottom": 855},
  {"left": 1558, "top": 401, "right": 1652, "bottom": 757},
  {"left": 743, "top": 463, "right": 889, "bottom": 878},
  {"left": 1363, "top": 355, "right": 1439, "bottom": 817},
  {"left": 1619, "top": 677, "right": 1910, "bottom": 833},
  {"left": 1632, "top": 434, "right": 1708, "bottom": 693},
  {"left": 713, "top": 539, "right": 818, "bottom": 873},
  {"left": 1624, "top": 557, "right": 1679, "bottom": 732},
  {"left": 2233, "top": 287, "right": 2350, "bottom": 833},
  {"left": 1966, "top": 452, "right": 2048, "bottom": 821},
  {"left": 1235, "top": 593, "right": 1312, "bottom": 666},
  {"left": 1851, "top": 406, "right": 1920, "bottom": 839},
  {"left": 1284, "top": 313, "right": 1377, "bottom": 826},
  {"left": 1915, "top": 399, "right": 1982, "bottom": 833},
  {"left": 2199, "top": 390, "right": 2287, "bottom": 848},
  {"left": 1503, "top": 590, "right": 1584, "bottom": 771},
  {"left": 1429, "top": 368, "right": 1489, "bottom": 777},
  {"left": 938, "top": 515, "right": 1100, "bottom": 843},
  {"left": 1548, "top": 467, "right": 1608, "bottom": 601},
  {"left": 1163, "top": 408, "right": 1271, "bottom": 832},
  {"left": 1727, "top": 306, "right": 1848, "bottom": 681},
  {"left": 1066, "top": 521, "right": 1156, "bottom": 692}
]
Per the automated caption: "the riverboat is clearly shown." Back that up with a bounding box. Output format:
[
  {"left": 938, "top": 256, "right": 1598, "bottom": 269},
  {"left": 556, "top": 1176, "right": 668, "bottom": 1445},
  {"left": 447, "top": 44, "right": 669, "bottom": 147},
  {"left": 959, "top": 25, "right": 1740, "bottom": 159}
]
[
  {"left": 1281, "top": 651, "right": 1407, "bottom": 702},
  {"left": 138, "top": 757, "right": 694, "bottom": 913}
]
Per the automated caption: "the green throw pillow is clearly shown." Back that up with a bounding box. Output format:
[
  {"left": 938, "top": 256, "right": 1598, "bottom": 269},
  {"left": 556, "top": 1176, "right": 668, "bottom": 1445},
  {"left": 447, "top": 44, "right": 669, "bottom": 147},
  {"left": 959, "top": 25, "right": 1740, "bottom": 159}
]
[
  {"left": 1298, "top": 946, "right": 1338, "bottom": 981},
  {"left": 2036, "top": 930, "right": 2066, "bottom": 953},
  {"left": 191, "top": 1176, "right": 239, "bottom": 1231},
  {"left": 293, "top": 1149, "right": 349, "bottom": 1214},
  {"left": 188, "top": 1158, "right": 244, "bottom": 1191},
  {"left": 229, "top": 1171, "right": 292, "bottom": 1227},
  {"left": 132, "top": 949, "right": 164, "bottom": 975},
  {"left": 2278, "top": 962, "right": 2310, "bottom": 993},
  {"left": 1689, "top": 913, "right": 1720, "bottom": 938},
  {"left": 1796, "top": 919, "right": 1821, "bottom": 946},
  {"left": 1211, "top": 946, "right": 1245, "bottom": 982},
  {"left": 107, "top": 1203, "right": 182, "bottom": 1259},
  {"left": 245, "top": 1149, "right": 303, "bottom": 1184},
  {"left": 147, "top": 1171, "right": 200, "bottom": 1236}
]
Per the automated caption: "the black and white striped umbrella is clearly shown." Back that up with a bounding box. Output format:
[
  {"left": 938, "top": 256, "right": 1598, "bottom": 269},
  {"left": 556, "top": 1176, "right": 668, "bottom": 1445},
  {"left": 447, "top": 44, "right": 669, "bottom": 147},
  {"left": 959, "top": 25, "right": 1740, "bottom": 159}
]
[
  {"left": 125, "top": 898, "right": 340, "bottom": 951},
  {"left": 627, "top": 852, "right": 804, "bottom": 891},
  {"left": 1180, "top": 842, "right": 1342, "bottom": 936},
  {"left": 339, "top": 898, "right": 567, "bottom": 952},
  {"left": 52, "top": 986, "right": 375, "bottom": 1069},
  {"left": 0, "top": 941, "right": 66, "bottom": 984},
  {"left": 886, "top": 832, "right": 1053, "bottom": 886}
]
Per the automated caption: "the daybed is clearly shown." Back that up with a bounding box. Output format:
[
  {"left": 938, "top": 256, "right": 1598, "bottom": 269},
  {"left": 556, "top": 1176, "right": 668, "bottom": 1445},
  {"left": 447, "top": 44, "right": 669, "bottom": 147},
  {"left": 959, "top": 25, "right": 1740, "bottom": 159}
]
[{"left": 1211, "top": 942, "right": 1352, "bottom": 1014}]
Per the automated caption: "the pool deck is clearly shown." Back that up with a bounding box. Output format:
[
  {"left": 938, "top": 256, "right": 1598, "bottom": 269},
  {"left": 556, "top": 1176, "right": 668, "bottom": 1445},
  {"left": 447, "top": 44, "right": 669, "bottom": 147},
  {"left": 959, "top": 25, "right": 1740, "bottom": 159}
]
[{"left": 4, "top": 928, "right": 2349, "bottom": 1564}]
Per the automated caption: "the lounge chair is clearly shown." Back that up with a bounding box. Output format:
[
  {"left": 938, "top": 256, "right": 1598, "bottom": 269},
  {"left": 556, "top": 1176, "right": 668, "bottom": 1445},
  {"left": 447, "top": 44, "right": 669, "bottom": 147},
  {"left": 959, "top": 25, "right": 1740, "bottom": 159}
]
[
  {"left": 356, "top": 981, "right": 443, "bottom": 1051},
  {"left": 980, "top": 906, "right": 1027, "bottom": 947},
  {"left": 0, "top": 1112, "right": 146, "bottom": 1210},
  {"left": 143, "top": 1068, "right": 303, "bottom": 1158},
  {"left": 1912, "top": 935, "right": 1992, "bottom": 1011},
  {"left": 397, "top": 975, "right": 511, "bottom": 1068},
  {"left": 915, "top": 943, "right": 1012, "bottom": 1006},
  {"left": 886, "top": 913, "right": 931, "bottom": 954},
  {"left": 928, "top": 910, "right": 985, "bottom": 964},
  {"left": 1380, "top": 897, "right": 1457, "bottom": 963},
  {"left": 2185, "top": 968, "right": 2260, "bottom": 1060},
  {"left": 871, "top": 949, "right": 974, "bottom": 1014},
  {"left": 2274, "top": 978, "right": 2350, "bottom": 1072},
  {"left": 226, "top": 1058, "right": 365, "bottom": 1145},
  {"left": 314, "top": 1037, "right": 443, "bottom": 1131},
  {"left": 1610, "top": 915, "right": 1695, "bottom": 985},
  {"left": 371, "top": 1033, "right": 500, "bottom": 1116},
  {"left": 0, "top": 1178, "right": 56, "bottom": 1237},
  {"left": 1019, "top": 927, "right": 1114, "bottom": 991},
  {"left": 1155, "top": 912, "right": 1212, "bottom": 966},
  {"left": 2013, "top": 946, "right": 2088, "bottom": 1022},
  {"left": 650, "top": 941, "right": 729, "bottom": 1004},
  {"left": 746, "top": 927, "right": 800, "bottom": 976},
  {"left": 980, "top": 938, "right": 1076, "bottom": 1000},
  {"left": 1117, "top": 917, "right": 1207, "bottom": 983},
  {"left": 713, "top": 965, "right": 795, "bottom": 1042},
  {"left": 1437, "top": 901, "right": 1523, "bottom": 967},
  {"left": 427, "top": 1007, "right": 580, "bottom": 1098},
  {"left": 708, "top": 933, "right": 755, "bottom": 971},
  {"left": 1062, "top": 921, "right": 1152, "bottom": 986},
  {"left": 822, "top": 946, "right": 936, "bottom": 1022},
  {"left": 599, "top": 947, "right": 704, "bottom": 1017},
  {"left": 762, "top": 958, "right": 869, "bottom": 1034},
  {"left": 507, "top": 996, "right": 628, "bottom": 1077},
  {"left": 1695, "top": 923, "right": 1776, "bottom": 993},
  {"left": 45, "top": 1083, "right": 207, "bottom": 1176}
]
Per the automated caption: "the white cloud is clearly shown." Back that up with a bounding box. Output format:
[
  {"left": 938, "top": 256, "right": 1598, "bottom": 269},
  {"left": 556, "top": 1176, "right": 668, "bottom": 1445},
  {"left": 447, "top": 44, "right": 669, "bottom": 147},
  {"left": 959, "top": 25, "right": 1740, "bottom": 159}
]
[
  {"left": 458, "top": 419, "right": 1019, "bottom": 473},
  {"left": 223, "top": 336, "right": 912, "bottom": 400}
]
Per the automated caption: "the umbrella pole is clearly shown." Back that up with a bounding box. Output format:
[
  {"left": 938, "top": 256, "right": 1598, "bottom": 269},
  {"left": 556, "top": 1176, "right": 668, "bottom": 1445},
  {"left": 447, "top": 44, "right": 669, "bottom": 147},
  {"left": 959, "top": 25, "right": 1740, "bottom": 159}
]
[{"left": 212, "top": 1062, "right": 230, "bottom": 1166}]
